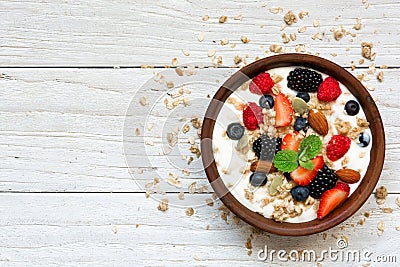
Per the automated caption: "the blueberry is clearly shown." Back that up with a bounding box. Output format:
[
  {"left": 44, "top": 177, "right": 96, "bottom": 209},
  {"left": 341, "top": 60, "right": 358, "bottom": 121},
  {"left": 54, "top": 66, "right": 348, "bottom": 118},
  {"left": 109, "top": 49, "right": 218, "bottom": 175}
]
[
  {"left": 358, "top": 132, "right": 371, "bottom": 147},
  {"left": 249, "top": 172, "right": 268, "bottom": 186},
  {"left": 345, "top": 100, "right": 360, "bottom": 116},
  {"left": 226, "top": 123, "right": 245, "bottom": 140},
  {"left": 296, "top": 92, "right": 310, "bottom": 103},
  {"left": 259, "top": 95, "right": 274, "bottom": 109},
  {"left": 291, "top": 186, "right": 310, "bottom": 202},
  {"left": 294, "top": 117, "right": 308, "bottom": 132}
]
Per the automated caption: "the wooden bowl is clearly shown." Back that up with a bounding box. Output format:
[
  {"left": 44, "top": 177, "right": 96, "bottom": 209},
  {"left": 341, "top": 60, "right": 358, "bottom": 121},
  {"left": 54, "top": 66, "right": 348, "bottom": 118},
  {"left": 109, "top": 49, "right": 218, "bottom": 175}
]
[{"left": 200, "top": 54, "right": 385, "bottom": 236}]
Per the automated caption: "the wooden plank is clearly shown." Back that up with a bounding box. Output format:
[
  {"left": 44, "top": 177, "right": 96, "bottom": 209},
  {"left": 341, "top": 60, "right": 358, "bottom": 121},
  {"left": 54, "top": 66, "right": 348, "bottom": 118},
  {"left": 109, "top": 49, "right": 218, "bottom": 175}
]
[
  {"left": 0, "top": 68, "right": 399, "bottom": 192},
  {"left": 0, "top": 193, "right": 398, "bottom": 266},
  {"left": 0, "top": 0, "right": 399, "bottom": 66}
]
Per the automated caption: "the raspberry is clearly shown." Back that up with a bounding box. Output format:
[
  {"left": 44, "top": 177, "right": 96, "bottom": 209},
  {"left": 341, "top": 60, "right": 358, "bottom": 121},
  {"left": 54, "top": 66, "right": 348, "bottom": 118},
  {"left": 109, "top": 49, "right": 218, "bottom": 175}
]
[
  {"left": 242, "top": 102, "right": 263, "bottom": 130},
  {"left": 249, "top": 73, "right": 274, "bottom": 95},
  {"left": 317, "top": 77, "right": 342, "bottom": 102},
  {"left": 326, "top": 135, "right": 351, "bottom": 161},
  {"left": 287, "top": 68, "right": 323, "bottom": 92},
  {"left": 307, "top": 165, "right": 338, "bottom": 199}
]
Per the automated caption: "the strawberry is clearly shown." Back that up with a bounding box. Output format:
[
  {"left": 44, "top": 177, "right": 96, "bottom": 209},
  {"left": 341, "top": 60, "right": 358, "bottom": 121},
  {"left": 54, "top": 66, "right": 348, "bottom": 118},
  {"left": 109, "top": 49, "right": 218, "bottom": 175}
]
[
  {"left": 249, "top": 73, "right": 275, "bottom": 95},
  {"left": 281, "top": 132, "right": 300, "bottom": 152},
  {"left": 275, "top": 93, "right": 293, "bottom": 127},
  {"left": 317, "top": 77, "right": 342, "bottom": 102},
  {"left": 242, "top": 102, "right": 264, "bottom": 130},
  {"left": 317, "top": 182, "right": 350, "bottom": 219},
  {"left": 290, "top": 155, "right": 324, "bottom": 186},
  {"left": 326, "top": 135, "right": 351, "bottom": 161}
]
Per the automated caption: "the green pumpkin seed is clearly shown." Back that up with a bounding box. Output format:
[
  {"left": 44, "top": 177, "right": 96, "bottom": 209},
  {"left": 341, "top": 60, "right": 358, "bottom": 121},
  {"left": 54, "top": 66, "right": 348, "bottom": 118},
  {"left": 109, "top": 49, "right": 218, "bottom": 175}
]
[
  {"left": 292, "top": 97, "right": 308, "bottom": 115},
  {"left": 269, "top": 175, "right": 284, "bottom": 196},
  {"left": 236, "top": 134, "right": 249, "bottom": 150}
]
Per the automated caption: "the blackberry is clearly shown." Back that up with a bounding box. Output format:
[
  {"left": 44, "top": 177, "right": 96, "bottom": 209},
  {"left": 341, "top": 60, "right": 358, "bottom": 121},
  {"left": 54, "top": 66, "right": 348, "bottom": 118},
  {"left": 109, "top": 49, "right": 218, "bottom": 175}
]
[
  {"left": 307, "top": 165, "right": 338, "bottom": 199},
  {"left": 287, "top": 68, "right": 323, "bottom": 92},
  {"left": 275, "top": 137, "right": 282, "bottom": 154},
  {"left": 252, "top": 135, "right": 278, "bottom": 161}
]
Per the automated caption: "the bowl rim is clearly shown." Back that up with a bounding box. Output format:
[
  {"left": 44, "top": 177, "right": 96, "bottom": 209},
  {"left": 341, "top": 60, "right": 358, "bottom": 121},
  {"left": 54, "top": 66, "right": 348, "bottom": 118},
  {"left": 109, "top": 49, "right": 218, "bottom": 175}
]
[{"left": 200, "top": 54, "right": 385, "bottom": 236}]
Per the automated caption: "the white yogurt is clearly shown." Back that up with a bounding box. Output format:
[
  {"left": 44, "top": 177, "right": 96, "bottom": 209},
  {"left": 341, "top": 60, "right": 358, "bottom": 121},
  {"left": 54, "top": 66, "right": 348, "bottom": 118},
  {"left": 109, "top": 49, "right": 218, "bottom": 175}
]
[{"left": 213, "top": 66, "right": 372, "bottom": 223}]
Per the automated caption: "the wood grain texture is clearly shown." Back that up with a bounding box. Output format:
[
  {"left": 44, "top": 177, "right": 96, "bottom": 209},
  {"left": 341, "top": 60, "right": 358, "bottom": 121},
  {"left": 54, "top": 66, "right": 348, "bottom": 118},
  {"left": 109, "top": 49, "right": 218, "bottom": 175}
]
[
  {"left": 0, "top": 68, "right": 399, "bottom": 193},
  {"left": 0, "top": 0, "right": 399, "bottom": 66},
  {"left": 0, "top": 1, "right": 399, "bottom": 265},
  {"left": 0, "top": 193, "right": 399, "bottom": 266}
]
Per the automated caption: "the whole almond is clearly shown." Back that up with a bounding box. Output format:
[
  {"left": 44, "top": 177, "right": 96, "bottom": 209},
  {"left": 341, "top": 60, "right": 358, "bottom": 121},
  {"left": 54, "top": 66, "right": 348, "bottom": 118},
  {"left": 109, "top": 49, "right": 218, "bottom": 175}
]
[
  {"left": 250, "top": 160, "right": 277, "bottom": 173},
  {"left": 335, "top": 169, "right": 361, "bottom": 184},
  {"left": 308, "top": 109, "right": 329, "bottom": 136}
]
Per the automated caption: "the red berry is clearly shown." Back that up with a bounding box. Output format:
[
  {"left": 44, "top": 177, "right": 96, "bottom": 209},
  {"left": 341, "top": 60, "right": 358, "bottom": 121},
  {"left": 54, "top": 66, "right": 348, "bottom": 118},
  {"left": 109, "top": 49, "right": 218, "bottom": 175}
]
[
  {"left": 326, "top": 135, "right": 351, "bottom": 161},
  {"left": 281, "top": 132, "right": 301, "bottom": 152},
  {"left": 290, "top": 155, "right": 324, "bottom": 186},
  {"left": 242, "top": 102, "right": 263, "bottom": 130},
  {"left": 334, "top": 182, "right": 351, "bottom": 192},
  {"left": 249, "top": 73, "right": 275, "bottom": 95},
  {"left": 317, "top": 77, "right": 342, "bottom": 102},
  {"left": 317, "top": 182, "right": 350, "bottom": 220},
  {"left": 275, "top": 93, "right": 293, "bottom": 127}
]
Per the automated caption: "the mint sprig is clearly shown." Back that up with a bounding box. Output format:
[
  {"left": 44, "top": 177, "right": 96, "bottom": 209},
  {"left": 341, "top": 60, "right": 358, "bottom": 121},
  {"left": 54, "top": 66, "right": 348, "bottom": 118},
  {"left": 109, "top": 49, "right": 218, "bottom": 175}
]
[
  {"left": 299, "top": 159, "right": 314, "bottom": 170},
  {"left": 273, "top": 134, "right": 322, "bottom": 172},
  {"left": 298, "top": 135, "right": 322, "bottom": 161},
  {"left": 273, "top": 150, "right": 299, "bottom": 172}
]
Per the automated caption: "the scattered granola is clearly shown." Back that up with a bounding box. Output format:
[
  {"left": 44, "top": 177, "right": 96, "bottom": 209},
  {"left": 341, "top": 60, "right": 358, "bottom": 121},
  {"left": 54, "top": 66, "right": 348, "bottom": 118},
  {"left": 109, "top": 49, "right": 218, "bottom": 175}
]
[
  {"left": 171, "top": 57, "right": 178, "bottom": 66},
  {"left": 375, "top": 186, "right": 388, "bottom": 205},
  {"left": 377, "top": 71, "right": 384, "bottom": 82},
  {"left": 197, "top": 32, "right": 205, "bottom": 42},
  {"left": 219, "top": 15, "right": 227, "bottom": 23},
  {"left": 282, "top": 33, "right": 290, "bottom": 43},
  {"left": 205, "top": 198, "right": 214, "bottom": 206},
  {"left": 207, "top": 49, "right": 216, "bottom": 57},
  {"left": 135, "top": 128, "right": 140, "bottom": 136},
  {"left": 219, "top": 205, "right": 231, "bottom": 224},
  {"left": 241, "top": 35, "right": 250, "bottom": 43},
  {"left": 361, "top": 42, "right": 375, "bottom": 60},
  {"left": 353, "top": 18, "right": 362, "bottom": 30},
  {"left": 220, "top": 38, "right": 229, "bottom": 46},
  {"left": 298, "top": 26, "right": 307, "bottom": 33},
  {"left": 312, "top": 33, "right": 324, "bottom": 40},
  {"left": 381, "top": 207, "right": 393, "bottom": 213},
  {"left": 377, "top": 220, "right": 385, "bottom": 236},
  {"left": 185, "top": 207, "right": 195, "bottom": 216},
  {"left": 269, "top": 7, "right": 283, "bottom": 14},
  {"left": 188, "top": 182, "right": 197, "bottom": 194},
  {"left": 270, "top": 44, "right": 283, "bottom": 53},
  {"left": 139, "top": 96, "right": 148, "bottom": 106},
  {"left": 298, "top": 11, "right": 309, "bottom": 19},
  {"left": 166, "top": 173, "right": 182, "bottom": 188},
  {"left": 157, "top": 198, "right": 169, "bottom": 211},
  {"left": 284, "top": 10, "right": 298, "bottom": 25}
]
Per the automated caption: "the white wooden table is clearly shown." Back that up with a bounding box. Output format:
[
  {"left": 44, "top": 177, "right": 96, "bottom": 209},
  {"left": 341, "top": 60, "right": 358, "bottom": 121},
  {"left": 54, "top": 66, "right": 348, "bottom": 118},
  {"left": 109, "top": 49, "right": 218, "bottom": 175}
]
[{"left": 1, "top": 1, "right": 399, "bottom": 266}]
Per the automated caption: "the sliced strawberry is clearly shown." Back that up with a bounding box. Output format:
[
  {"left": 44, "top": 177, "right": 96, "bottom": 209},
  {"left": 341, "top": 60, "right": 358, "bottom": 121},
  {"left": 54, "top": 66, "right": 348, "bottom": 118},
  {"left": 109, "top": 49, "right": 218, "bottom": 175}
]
[
  {"left": 275, "top": 93, "right": 293, "bottom": 127},
  {"left": 290, "top": 155, "right": 324, "bottom": 186},
  {"left": 281, "top": 132, "right": 300, "bottom": 152},
  {"left": 317, "top": 182, "right": 350, "bottom": 219}
]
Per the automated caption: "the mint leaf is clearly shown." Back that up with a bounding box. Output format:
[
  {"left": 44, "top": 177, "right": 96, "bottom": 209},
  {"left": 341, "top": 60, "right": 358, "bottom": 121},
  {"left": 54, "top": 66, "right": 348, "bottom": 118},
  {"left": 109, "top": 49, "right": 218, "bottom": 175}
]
[
  {"left": 273, "top": 150, "right": 299, "bottom": 172},
  {"left": 299, "top": 159, "right": 314, "bottom": 170},
  {"left": 299, "top": 135, "right": 322, "bottom": 160}
]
